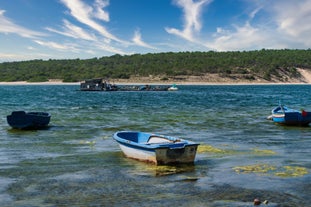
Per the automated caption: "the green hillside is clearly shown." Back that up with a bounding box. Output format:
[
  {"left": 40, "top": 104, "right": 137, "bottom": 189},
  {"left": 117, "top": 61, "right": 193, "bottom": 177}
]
[{"left": 1, "top": 49, "right": 311, "bottom": 82}]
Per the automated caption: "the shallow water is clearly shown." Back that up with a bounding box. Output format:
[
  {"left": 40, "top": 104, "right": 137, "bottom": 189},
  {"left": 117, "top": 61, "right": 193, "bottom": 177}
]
[{"left": 0, "top": 84, "right": 310, "bottom": 206}]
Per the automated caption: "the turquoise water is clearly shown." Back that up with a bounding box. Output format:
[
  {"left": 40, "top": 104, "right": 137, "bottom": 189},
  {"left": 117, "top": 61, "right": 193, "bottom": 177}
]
[{"left": 0, "top": 84, "right": 310, "bottom": 206}]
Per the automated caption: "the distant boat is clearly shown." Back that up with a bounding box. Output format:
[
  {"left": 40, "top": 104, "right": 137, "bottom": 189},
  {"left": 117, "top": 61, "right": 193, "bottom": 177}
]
[
  {"left": 7, "top": 111, "right": 51, "bottom": 129},
  {"left": 168, "top": 84, "right": 178, "bottom": 91},
  {"left": 113, "top": 131, "right": 199, "bottom": 165},
  {"left": 271, "top": 105, "right": 311, "bottom": 126}
]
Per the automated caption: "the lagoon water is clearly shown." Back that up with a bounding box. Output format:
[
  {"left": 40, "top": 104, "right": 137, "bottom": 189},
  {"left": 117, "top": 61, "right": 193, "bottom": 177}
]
[{"left": 0, "top": 84, "right": 310, "bottom": 206}]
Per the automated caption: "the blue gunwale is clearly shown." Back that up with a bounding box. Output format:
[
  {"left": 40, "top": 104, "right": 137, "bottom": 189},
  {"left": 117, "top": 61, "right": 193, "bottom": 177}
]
[{"left": 113, "top": 131, "right": 199, "bottom": 151}]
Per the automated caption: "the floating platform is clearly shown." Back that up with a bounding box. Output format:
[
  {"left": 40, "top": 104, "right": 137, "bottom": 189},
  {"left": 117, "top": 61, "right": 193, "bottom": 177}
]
[{"left": 80, "top": 79, "right": 175, "bottom": 91}]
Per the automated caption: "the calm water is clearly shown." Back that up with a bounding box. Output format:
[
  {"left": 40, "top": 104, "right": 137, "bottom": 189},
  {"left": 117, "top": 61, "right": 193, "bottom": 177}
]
[{"left": 0, "top": 84, "right": 310, "bottom": 207}]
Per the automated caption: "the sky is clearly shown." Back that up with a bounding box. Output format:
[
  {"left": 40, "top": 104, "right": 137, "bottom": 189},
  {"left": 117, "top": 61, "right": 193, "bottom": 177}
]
[{"left": 1, "top": 0, "right": 311, "bottom": 62}]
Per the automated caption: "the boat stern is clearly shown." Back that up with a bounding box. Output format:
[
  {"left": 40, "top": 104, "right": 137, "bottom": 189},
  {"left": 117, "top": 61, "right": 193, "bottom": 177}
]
[{"left": 155, "top": 144, "right": 199, "bottom": 165}]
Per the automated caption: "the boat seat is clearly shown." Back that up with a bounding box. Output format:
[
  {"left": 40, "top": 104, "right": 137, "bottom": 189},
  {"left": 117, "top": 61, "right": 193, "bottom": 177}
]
[
  {"left": 147, "top": 136, "right": 180, "bottom": 144},
  {"left": 11, "top": 111, "right": 26, "bottom": 116}
]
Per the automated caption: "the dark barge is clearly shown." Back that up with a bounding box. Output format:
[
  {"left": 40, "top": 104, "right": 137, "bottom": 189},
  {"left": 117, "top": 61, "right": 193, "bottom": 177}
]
[
  {"left": 80, "top": 79, "right": 172, "bottom": 91},
  {"left": 7, "top": 111, "right": 51, "bottom": 129}
]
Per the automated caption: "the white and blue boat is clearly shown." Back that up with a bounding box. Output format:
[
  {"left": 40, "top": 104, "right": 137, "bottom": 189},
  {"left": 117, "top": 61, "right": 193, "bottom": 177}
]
[
  {"left": 113, "top": 131, "right": 199, "bottom": 165},
  {"left": 271, "top": 105, "right": 311, "bottom": 126}
]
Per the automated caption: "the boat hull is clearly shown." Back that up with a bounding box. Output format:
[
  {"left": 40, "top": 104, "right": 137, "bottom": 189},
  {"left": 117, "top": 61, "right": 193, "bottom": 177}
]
[
  {"left": 117, "top": 143, "right": 198, "bottom": 165},
  {"left": 7, "top": 111, "right": 51, "bottom": 129},
  {"left": 168, "top": 84, "right": 178, "bottom": 91},
  {"left": 114, "top": 131, "right": 199, "bottom": 165}
]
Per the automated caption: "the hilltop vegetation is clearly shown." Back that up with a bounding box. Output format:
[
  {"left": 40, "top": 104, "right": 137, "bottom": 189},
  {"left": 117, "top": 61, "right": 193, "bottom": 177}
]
[{"left": 1, "top": 49, "right": 311, "bottom": 83}]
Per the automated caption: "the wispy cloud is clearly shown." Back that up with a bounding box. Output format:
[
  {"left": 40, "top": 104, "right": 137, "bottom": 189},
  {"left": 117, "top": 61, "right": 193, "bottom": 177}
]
[
  {"left": 209, "top": 0, "right": 311, "bottom": 51},
  {"left": 51, "top": 0, "right": 156, "bottom": 53},
  {"left": 60, "top": 0, "right": 126, "bottom": 44},
  {"left": 46, "top": 19, "right": 97, "bottom": 41},
  {"left": 205, "top": 2, "right": 274, "bottom": 51},
  {"left": 165, "top": 0, "right": 309, "bottom": 51},
  {"left": 0, "top": 10, "right": 44, "bottom": 38},
  {"left": 0, "top": 53, "right": 24, "bottom": 61},
  {"left": 34, "top": 40, "right": 78, "bottom": 51},
  {"left": 93, "top": 0, "right": 110, "bottom": 21},
  {"left": 165, "top": 0, "right": 212, "bottom": 42},
  {"left": 273, "top": 0, "right": 311, "bottom": 45},
  {"left": 132, "top": 29, "right": 156, "bottom": 49},
  {"left": 207, "top": 22, "right": 270, "bottom": 51},
  {"left": 95, "top": 42, "right": 128, "bottom": 55},
  {"left": 0, "top": 52, "right": 52, "bottom": 62}
]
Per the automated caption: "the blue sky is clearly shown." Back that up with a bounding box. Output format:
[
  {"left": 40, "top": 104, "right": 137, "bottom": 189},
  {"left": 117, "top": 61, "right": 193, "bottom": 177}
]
[{"left": 0, "top": 0, "right": 311, "bottom": 62}]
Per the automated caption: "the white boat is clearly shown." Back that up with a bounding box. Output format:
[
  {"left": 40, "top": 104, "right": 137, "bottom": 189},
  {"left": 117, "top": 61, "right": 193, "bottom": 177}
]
[
  {"left": 113, "top": 131, "right": 199, "bottom": 165},
  {"left": 168, "top": 84, "right": 178, "bottom": 91}
]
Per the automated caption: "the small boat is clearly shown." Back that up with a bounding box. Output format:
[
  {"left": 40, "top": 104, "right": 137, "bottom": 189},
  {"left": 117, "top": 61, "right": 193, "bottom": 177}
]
[
  {"left": 271, "top": 105, "right": 311, "bottom": 126},
  {"left": 113, "top": 131, "right": 199, "bottom": 165},
  {"left": 168, "top": 84, "right": 178, "bottom": 91},
  {"left": 7, "top": 111, "right": 51, "bottom": 129}
]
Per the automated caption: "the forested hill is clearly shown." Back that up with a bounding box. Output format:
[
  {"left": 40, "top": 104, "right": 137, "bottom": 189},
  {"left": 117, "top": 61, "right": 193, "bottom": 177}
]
[{"left": 1, "top": 49, "right": 311, "bottom": 83}]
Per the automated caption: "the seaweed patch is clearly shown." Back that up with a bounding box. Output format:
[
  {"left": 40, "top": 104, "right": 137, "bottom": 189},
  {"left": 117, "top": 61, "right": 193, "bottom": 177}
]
[
  {"left": 274, "top": 166, "right": 309, "bottom": 177},
  {"left": 197, "top": 144, "right": 231, "bottom": 154},
  {"left": 233, "top": 164, "right": 309, "bottom": 177},
  {"left": 251, "top": 148, "right": 277, "bottom": 155}
]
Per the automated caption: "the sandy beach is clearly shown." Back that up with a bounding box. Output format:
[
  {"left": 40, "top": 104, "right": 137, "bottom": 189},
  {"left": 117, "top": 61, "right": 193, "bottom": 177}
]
[{"left": 1, "top": 68, "right": 311, "bottom": 86}]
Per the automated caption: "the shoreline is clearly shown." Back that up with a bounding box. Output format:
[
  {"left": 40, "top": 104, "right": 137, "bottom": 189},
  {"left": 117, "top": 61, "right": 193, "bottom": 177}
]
[{"left": 0, "top": 80, "right": 311, "bottom": 86}]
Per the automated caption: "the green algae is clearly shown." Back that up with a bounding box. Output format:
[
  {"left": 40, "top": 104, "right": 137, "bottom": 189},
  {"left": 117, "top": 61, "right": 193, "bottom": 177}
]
[
  {"left": 197, "top": 144, "right": 234, "bottom": 154},
  {"left": 274, "top": 166, "right": 309, "bottom": 177},
  {"left": 198, "top": 144, "right": 277, "bottom": 157},
  {"left": 233, "top": 164, "right": 276, "bottom": 174},
  {"left": 251, "top": 148, "right": 277, "bottom": 155},
  {"left": 78, "top": 140, "right": 96, "bottom": 146},
  {"left": 233, "top": 164, "right": 309, "bottom": 178}
]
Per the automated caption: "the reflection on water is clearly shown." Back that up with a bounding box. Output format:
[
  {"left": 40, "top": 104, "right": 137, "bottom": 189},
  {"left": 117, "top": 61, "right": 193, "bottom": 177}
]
[
  {"left": 125, "top": 159, "right": 196, "bottom": 177},
  {"left": 0, "top": 84, "right": 310, "bottom": 206}
]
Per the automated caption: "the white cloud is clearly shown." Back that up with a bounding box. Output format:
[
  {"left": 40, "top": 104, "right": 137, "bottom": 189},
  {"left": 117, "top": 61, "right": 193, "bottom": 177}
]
[
  {"left": 132, "top": 29, "right": 156, "bottom": 49},
  {"left": 207, "top": 22, "right": 270, "bottom": 51},
  {"left": 0, "top": 52, "right": 51, "bottom": 62},
  {"left": 0, "top": 53, "right": 23, "bottom": 60},
  {"left": 165, "top": 0, "right": 212, "bottom": 42},
  {"left": 93, "top": 0, "right": 110, "bottom": 21},
  {"left": 60, "top": 0, "right": 127, "bottom": 44},
  {"left": 204, "top": 2, "right": 279, "bottom": 51},
  {"left": 34, "top": 40, "right": 78, "bottom": 51},
  {"left": 272, "top": 0, "right": 311, "bottom": 45},
  {"left": 0, "top": 10, "right": 45, "bottom": 38},
  {"left": 27, "top": 46, "right": 35, "bottom": 50},
  {"left": 211, "top": 0, "right": 311, "bottom": 50},
  {"left": 46, "top": 19, "right": 97, "bottom": 41},
  {"left": 95, "top": 41, "right": 128, "bottom": 55},
  {"left": 40, "top": 0, "right": 133, "bottom": 55}
]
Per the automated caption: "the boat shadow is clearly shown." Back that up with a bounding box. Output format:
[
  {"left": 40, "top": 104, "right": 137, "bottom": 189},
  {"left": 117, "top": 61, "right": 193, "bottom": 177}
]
[
  {"left": 122, "top": 158, "right": 197, "bottom": 177},
  {"left": 272, "top": 123, "right": 311, "bottom": 128},
  {"left": 7, "top": 125, "right": 52, "bottom": 132}
]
